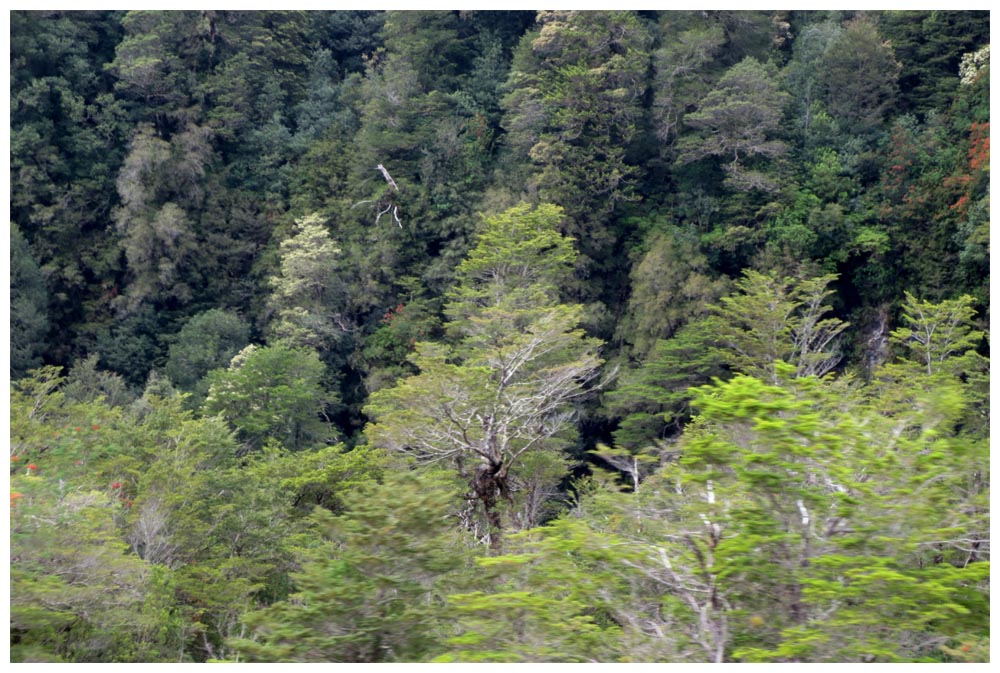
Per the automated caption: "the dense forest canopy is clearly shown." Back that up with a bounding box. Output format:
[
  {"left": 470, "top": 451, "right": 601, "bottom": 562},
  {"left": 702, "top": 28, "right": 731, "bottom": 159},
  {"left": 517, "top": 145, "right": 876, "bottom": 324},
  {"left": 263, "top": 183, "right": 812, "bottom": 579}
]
[{"left": 8, "top": 9, "right": 990, "bottom": 663}]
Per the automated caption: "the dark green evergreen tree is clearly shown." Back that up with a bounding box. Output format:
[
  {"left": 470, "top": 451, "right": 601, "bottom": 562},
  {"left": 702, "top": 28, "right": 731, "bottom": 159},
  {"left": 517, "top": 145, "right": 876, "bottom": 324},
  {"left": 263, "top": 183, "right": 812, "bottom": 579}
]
[
  {"left": 10, "top": 223, "right": 51, "bottom": 378},
  {"left": 500, "top": 10, "right": 652, "bottom": 318},
  {"left": 164, "top": 308, "right": 251, "bottom": 397}
]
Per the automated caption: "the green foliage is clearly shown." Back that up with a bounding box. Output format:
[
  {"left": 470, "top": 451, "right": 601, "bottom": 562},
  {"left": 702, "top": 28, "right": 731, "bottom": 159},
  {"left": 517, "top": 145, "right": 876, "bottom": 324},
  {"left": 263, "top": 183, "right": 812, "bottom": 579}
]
[
  {"left": 163, "top": 308, "right": 250, "bottom": 398},
  {"left": 817, "top": 16, "right": 901, "bottom": 132},
  {"left": 10, "top": 371, "right": 202, "bottom": 661},
  {"left": 879, "top": 10, "right": 990, "bottom": 115},
  {"left": 10, "top": 484, "right": 179, "bottom": 662},
  {"left": 581, "top": 358, "right": 987, "bottom": 662},
  {"left": 380, "top": 11, "right": 473, "bottom": 93},
  {"left": 204, "top": 343, "right": 334, "bottom": 452},
  {"left": 889, "top": 292, "right": 985, "bottom": 377},
  {"left": 500, "top": 10, "right": 651, "bottom": 311},
  {"left": 7, "top": 10, "right": 992, "bottom": 663},
  {"left": 447, "top": 202, "right": 575, "bottom": 314},
  {"left": 10, "top": 222, "right": 51, "bottom": 378},
  {"left": 676, "top": 57, "right": 791, "bottom": 192},
  {"left": 358, "top": 286, "right": 442, "bottom": 393},
  {"left": 436, "top": 518, "right": 626, "bottom": 662},
  {"left": 246, "top": 442, "right": 388, "bottom": 517},
  {"left": 110, "top": 391, "right": 385, "bottom": 660},
  {"left": 312, "top": 11, "right": 385, "bottom": 75},
  {"left": 877, "top": 292, "right": 990, "bottom": 444},
  {"left": 366, "top": 203, "right": 603, "bottom": 547},
  {"left": 10, "top": 367, "right": 120, "bottom": 468},
  {"left": 62, "top": 354, "right": 133, "bottom": 408},
  {"left": 230, "top": 470, "right": 473, "bottom": 662},
  {"left": 759, "top": 173, "right": 857, "bottom": 269},
  {"left": 710, "top": 269, "right": 849, "bottom": 382},
  {"left": 617, "top": 229, "right": 729, "bottom": 358},
  {"left": 651, "top": 15, "right": 726, "bottom": 148},
  {"left": 325, "top": 10, "right": 515, "bottom": 310},
  {"left": 782, "top": 20, "right": 843, "bottom": 145},
  {"left": 736, "top": 556, "right": 989, "bottom": 662},
  {"left": 92, "top": 304, "right": 165, "bottom": 388},
  {"left": 10, "top": 11, "right": 129, "bottom": 366},
  {"left": 939, "top": 634, "right": 991, "bottom": 663},
  {"left": 587, "top": 442, "right": 662, "bottom": 492},
  {"left": 502, "top": 10, "right": 650, "bottom": 216},
  {"left": 267, "top": 213, "right": 347, "bottom": 350},
  {"left": 606, "top": 318, "right": 729, "bottom": 449},
  {"left": 112, "top": 123, "right": 208, "bottom": 311},
  {"left": 9, "top": 364, "right": 376, "bottom": 662}
]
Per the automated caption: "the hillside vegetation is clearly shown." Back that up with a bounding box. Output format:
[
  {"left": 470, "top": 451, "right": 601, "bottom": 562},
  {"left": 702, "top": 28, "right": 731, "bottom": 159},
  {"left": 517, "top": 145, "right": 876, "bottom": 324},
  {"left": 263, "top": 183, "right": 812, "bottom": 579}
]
[{"left": 9, "top": 10, "right": 989, "bottom": 662}]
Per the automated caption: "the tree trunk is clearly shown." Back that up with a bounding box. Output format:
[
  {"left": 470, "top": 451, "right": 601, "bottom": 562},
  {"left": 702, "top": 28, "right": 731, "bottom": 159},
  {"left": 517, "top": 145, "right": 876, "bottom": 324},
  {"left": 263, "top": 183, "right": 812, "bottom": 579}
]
[{"left": 473, "top": 459, "right": 510, "bottom": 552}]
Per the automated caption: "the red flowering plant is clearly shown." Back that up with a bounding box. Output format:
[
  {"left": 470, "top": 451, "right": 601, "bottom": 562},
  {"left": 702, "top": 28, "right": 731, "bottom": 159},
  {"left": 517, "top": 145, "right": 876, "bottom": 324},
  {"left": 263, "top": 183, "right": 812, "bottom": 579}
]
[
  {"left": 108, "top": 480, "right": 134, "bottom": 507},
  {"left": 946, "top": 121, "right": 989, "bottom": 217},
  {"left": 43, "top": 419, "right": 107, "bottom": 474}
]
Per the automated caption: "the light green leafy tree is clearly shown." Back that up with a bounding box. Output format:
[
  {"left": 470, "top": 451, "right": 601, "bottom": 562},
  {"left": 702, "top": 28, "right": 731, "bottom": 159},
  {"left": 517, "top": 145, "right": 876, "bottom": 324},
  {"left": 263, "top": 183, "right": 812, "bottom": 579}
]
[
  {"left": 875, "top": 292, "right": 987, "bottom": 439},
  {"left": 9, "top": 370, "right": 195, "bottom": 662},
  {"left": 870, "top": 293, "right": 989, "bottom": 570},
  {"left": 229, "top": 470, "right": 473, "bottom": 662},
  {"left": 267, "top": 213, "right": 348, "bottom": 350},
  {"left": 366, "top": 203, "right": 605, "bottom": 549},
  {"left": 888, "top": 291, "right": 985, "bottom": 377},
  {"left": 710, "top": 269, "right": 848, "bottom": 383},
  {"left": 435, "top": 517, "right": 628, "bottom": 662},
  {"left": 244, "top": 442, "right": 388, "bottom": 519},
  {"left": 204, "top": 343, "right": 333, "bottom": 452},
  {"left": 10, "top": 483, "right": 184, "bottom": 662},
  {"left": 94, "top": 391, "right": 275, "bottom": 661},
  {"left": 582, "top": 363, "right": 988, "bottom": 662}
]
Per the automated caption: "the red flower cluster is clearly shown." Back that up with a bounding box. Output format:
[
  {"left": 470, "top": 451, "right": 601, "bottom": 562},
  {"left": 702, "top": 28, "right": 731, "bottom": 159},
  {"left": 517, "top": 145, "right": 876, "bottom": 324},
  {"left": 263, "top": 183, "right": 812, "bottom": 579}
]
[
  {"left": 381, "top": 303, "right": 405, "bottom": 325},
  {"left": 969, "top": 122, "right": 990, "bottom": 171},
  {"left": 111, "top": 481, "right": 123, "bottom": 489}
]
